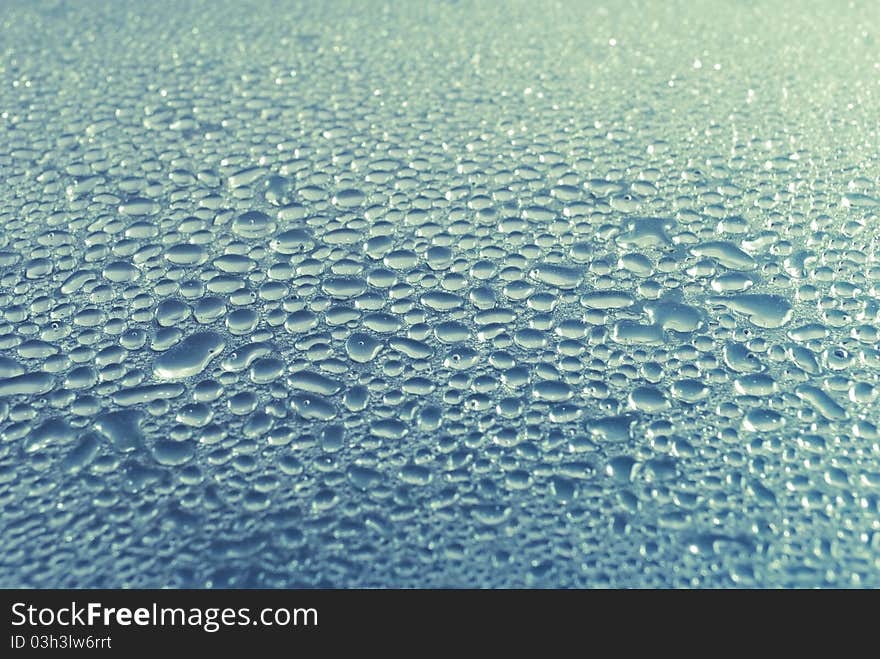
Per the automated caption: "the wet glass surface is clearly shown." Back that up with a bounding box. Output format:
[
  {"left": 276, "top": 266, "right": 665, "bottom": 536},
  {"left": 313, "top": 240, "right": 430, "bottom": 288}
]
[{"left": 1, "top": 0, "right": 879, "bottom": 587}]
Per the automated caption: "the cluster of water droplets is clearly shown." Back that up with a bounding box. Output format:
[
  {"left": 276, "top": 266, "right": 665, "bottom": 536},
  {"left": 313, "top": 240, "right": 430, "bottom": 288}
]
[{"left": 1, "top": 0, "right": 880, "bottom": 587}]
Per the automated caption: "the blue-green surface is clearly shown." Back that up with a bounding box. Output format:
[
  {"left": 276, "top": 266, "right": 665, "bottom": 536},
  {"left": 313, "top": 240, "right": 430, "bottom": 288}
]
[{"left": 1, "top": 0, "right": 880, "bottom": 587}]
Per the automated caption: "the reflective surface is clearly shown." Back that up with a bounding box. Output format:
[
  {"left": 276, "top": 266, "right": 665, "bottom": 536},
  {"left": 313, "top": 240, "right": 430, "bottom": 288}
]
[{"left": 1, "top": 0, "right": 879, "bottom": 587}]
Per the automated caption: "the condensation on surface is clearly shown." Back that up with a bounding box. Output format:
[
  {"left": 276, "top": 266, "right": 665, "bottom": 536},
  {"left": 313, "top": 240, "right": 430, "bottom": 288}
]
[{"left": 1, "top": 0, "right": 880, "bottom": 588}]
